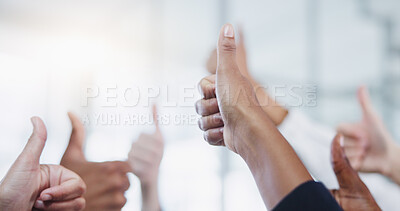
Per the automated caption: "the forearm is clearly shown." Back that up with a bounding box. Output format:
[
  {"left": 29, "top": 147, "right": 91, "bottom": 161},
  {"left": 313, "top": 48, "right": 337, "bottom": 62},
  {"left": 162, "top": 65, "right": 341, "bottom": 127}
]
[
  {"left": 236, "top": 107, "right": 312, "bottom": 209},
  {"left": 141, "top": 179, "right": 161, "bottom": 211}
]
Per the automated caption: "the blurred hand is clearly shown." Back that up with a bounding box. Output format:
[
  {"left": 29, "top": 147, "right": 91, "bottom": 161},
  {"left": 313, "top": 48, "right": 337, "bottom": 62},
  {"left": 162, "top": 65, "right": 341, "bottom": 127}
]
[
  {"left": 128, "top": 105, "right": 163, "bottom": 211},
  {"left": 0, "top": 117, "right": 86, "bottom": 211},
  {"left": 196, "top": 24, "right": 262, "bottom": 153},
  {"left": 330, "top": 134, "right": 381, "bottom": 211},
  {"left": 128, "top": 105, "right": 164, "bottom": 184},
  {"left": 337, "top": 87, "right": 400, "bottom": 179},
  {"left": 61, "top": 113, "right": 131, "bottom": 211}
]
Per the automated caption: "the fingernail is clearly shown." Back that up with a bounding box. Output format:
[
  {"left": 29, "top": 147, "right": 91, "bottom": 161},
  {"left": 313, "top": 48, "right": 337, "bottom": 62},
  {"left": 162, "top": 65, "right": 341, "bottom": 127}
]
[
  {"left": 34, "top": 200, "right": 45, "bottom": 209},
  {"left": 224, "top": 24, "right": 234, "bottom": 38},
  {"left": 41, "top": 194, "right": 52, "bottom": 201}
]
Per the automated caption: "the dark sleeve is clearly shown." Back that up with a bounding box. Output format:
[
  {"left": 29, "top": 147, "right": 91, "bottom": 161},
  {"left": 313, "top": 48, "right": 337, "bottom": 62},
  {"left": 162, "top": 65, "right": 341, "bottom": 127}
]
[{"left": 273, "top": 181, "right": 343, "bottom": 211}]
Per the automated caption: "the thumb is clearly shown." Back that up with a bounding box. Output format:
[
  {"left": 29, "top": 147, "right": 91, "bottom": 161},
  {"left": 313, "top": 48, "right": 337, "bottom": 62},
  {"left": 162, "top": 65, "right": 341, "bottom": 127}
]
[
  {"left": 216, "top": 23, "right": 241, "bottom": 77},
  {"left": 331, "top": 133, "right": 362, "bottom": 189},
  {"left": 152, "top": 104, "right": 162, "bottom": 138},
  {"left": 18, "top": 117, "right": 47, "bottom": 164},
  {"left": 357, "top": 86, "right": 375, "bottom": 117},
  {"left": 62, "top": 112, "right": 86, "bottom": 162}
]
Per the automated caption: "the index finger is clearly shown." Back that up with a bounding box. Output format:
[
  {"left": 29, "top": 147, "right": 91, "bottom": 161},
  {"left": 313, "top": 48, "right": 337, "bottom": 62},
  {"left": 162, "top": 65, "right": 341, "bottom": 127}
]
[
  {"left": 198, "top": 74, "right": 216, "bottom": 99},
  {"left": 38, "top": 167, "right": 86, "bottom": 201},
  {"left": 111, "top": 161, "right": 132, "bottom": 173}
]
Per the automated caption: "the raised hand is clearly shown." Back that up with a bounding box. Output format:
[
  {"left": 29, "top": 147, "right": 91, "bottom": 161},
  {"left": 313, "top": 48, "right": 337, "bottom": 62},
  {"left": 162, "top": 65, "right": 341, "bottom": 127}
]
[
  {"left": 0, "top": 117, "right": 86, "bottom": 211},
  {"left": 128, "top": 105, "right": 163, "bottom": 211},
  {"left": 205, "top": 27, "right": 288, "bottom": 126},
  {"left": 330, "top": 134, "right": 381, "bottom": 211},
  {"left": 336, "top": 87, "right": 400, "bottom": 183},
  {"left": 199, "top": 24, "right": 262, "bottom": 153},
  {"left": 61, "top": 113, "right": 131, "bottom": 211},
  {"left": 196, "top": 24, "right": 312, "bottom": 209}
]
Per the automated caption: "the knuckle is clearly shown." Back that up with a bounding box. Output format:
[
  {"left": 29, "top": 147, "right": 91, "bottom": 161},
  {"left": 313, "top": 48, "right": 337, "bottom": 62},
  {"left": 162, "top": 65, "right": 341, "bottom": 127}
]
[
  {"left": 220, "top": 39, "right": 236, "bottom": 52},
  {"left": 102, "top": 163, "right": 115, "bottom": 173},
  {"left": 112, "top": 177, "right": 124, "bottom": 189},
  {"left": 203, "top": 131, "right": 209, "bottom": 142},
  {"left": 198, "top": 118, "right": 205, "bottom": 131},
  {"left": 195, "top": 99, "right": 203, "bottom": 115},
  {"left": 114, "top": 194, "right": 127, "bottom": 208},
  {"left": 203, "top": 131, "right": 212, "bottom": 143},
  {"left": 73, "top": 198, "right": 85, "bottom": 211},
  {"left": 78, "top": 180, "right": 87, "bottom": 195}
]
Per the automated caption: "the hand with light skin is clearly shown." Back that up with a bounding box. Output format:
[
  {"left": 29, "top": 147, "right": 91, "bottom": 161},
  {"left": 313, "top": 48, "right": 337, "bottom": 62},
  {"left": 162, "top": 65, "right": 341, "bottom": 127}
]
[
  {"left": 0, "top": 117, "right": 86, "bottom": 211},
  {"left": 61, "top": 113, "right": 131, "bottom": 211},
  {"left": 128, "top": 105, "right": 163, "bottom": 211},
  {"left": 337, "top": 86, "right": 400, "bottom": 185},
  {"left": 330, "top": 133, "right": 381, "bottom": 211},
  {"left": 206, "top": 28, "right": 288, "bottom": 126},
  {"left": 196, "top": 24, "right": 312, "bottom": 209}
]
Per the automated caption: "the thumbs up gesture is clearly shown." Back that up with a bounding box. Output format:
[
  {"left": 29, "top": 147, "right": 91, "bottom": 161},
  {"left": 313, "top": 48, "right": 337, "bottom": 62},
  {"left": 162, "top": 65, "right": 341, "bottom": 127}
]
[
  {"left": 330, "top": 134, "right": 381, "bottom": 211},
  {"left": 61, "top": 113, "right": 131, "bottom": 211},
  {"left": 128, "top": 105, "right": 164, "bottom": 184},
  {"left": 0, "top": 117, "right": 86, "bottom": 211},
  {"left": 196, "top": 24, "right": 262, "bottom": 153},
  {"left": 336, "top": 87, "right": 400, "bottom": 184},
  {"left": 196, "top": 24, "right": 314, "bottom": 209},
  {"left": 127, "top": 105, "right": 163, "bottom": 211}
]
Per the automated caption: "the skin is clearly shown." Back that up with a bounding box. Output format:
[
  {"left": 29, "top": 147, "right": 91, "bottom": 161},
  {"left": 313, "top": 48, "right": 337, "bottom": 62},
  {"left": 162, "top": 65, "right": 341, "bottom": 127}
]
[
  {"left": 60, "top": 113, "right": 131, "bottom": 211},
  {"left": 205, "top": 28, "right": 288, "bottom": 126},
  {"left": 337, "top": 86, "right": 400, "bottom": 185},
  {"left": 330, "top": 133, "right": 381, "bottom": 211},
  {"left": 196, "top": 24, "right": 312, "bottom": 209},
  {"left": 0, "top": 117, "right": 86, "bottom": 211},
  {"left": 128, "top": 105, "right": 163, "bottom": 211}
]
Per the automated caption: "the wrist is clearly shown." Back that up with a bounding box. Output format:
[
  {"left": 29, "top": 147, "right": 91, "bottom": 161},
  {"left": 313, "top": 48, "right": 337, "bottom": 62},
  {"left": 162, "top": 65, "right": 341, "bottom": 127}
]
[
  {"left": 0, "top": 186, "right": 18, "bottom": 211},
  {"left": 140, "top": 176, "right": 161, "bottom": 211},
  {"left": 233, "top": 106, "right": 276, "bottom": 160},
  {"left": 382, "top": 143, "right": 400, "bottom": 184}
]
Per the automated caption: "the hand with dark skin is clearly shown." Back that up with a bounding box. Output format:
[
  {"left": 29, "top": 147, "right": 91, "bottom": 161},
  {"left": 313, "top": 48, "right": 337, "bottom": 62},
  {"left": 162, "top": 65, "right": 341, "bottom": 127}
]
[
  {"left": 206, "top": 28, "right": 288, "bottom": 126},
  {"left": 330, "top": 133, "right": 381, "bottom": 211},
  {"left": 128, "top": 105, "right": 163, "bottom": 211},
  {"left": 0, "top": 117, "right": 86, "bottom": 211},
  {"left": 61, "top": 113, "right": 131, "bottom": 211},
  {"left": 337, "top": 87, "right": 400, "bottom": 185},
  {"left": 196, "top": 24, "right": 312, "bottom": 209}
]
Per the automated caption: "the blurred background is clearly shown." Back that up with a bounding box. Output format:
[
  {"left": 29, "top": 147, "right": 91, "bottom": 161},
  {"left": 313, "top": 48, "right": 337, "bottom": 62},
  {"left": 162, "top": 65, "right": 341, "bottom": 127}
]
[{"left": 0, "top": 0, "right": 399, "bottom": 210}]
